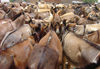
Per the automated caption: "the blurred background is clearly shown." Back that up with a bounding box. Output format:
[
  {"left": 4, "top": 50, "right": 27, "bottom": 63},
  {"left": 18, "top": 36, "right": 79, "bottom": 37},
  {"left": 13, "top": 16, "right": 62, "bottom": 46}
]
[{"left": 0, "top": 0, "right": 99, "bottom": 4}]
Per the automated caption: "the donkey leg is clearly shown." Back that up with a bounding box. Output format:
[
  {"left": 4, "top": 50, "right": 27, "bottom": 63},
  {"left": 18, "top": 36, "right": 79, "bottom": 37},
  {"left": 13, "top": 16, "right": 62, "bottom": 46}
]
[
  {"left": 67, "top": 62, "right": 71, "bottom": 69},
  {"left": 62, "top": 54, "right": 67, "bottom": 69}
]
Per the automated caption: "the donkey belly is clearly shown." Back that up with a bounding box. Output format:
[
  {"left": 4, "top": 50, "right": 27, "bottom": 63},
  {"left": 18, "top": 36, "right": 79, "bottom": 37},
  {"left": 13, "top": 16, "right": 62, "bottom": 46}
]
[{"left": 63, "top": 42, "right": 87, "bottom": 67}]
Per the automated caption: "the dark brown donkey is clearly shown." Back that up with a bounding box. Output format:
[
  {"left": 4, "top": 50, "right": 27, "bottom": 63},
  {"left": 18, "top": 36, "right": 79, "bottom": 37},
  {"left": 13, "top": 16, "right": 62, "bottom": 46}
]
[
  {"left": 28, "top": 30, "right": 62, "bottom": 69},
  {"left": 63, "top": 32, "right": 100, "bottom": 69}
]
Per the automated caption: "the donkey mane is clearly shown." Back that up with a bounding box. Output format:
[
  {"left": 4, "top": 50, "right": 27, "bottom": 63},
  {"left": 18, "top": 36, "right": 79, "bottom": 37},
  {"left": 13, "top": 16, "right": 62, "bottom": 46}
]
[
  {"left": 46, "top": 31, "right": 53, "bottom": 46},
  {"left": 73, "top": 31, "right": 100, "bottom": 51},
  {"left": 84, "top": 39, "right": 100, "bottom": 51},
  {"left": 37, "top": 30, "right": 56, "bottom": 69},
  {"left": 64, "top": 31, "right": 100, "bottom": 51}
]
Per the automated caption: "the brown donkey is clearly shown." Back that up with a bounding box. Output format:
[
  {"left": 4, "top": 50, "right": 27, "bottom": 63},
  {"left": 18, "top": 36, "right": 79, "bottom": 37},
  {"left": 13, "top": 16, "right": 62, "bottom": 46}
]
[
  {"left": 0, "top": 14, "right": 25, "bottom": 44},
  {"left": 0, "top": 51, "right": 14, "bottom": 69},
  {"left": 28, "top": 30, "right": 63, "bottom": 69},
  {"left": 0, "top": 37, "right": 35, "bottom": 69},
  {"left": 63, "top": 32, "right": 100, "bottom": 69},
  {"left": 0, "top": 24, "right": 32, "bottom": 50},
  {"left": 84, "top": 30, "right": 100, "bottom": 44}
]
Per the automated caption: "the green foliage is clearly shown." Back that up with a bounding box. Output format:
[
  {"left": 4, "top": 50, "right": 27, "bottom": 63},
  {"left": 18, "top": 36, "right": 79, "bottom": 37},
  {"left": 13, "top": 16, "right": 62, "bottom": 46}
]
[
  {"left": 10, "top": 0, "right": 14, "bottom": 2},
  {"left": 83, "top": 0, "right": 98, "bottom": 3}
]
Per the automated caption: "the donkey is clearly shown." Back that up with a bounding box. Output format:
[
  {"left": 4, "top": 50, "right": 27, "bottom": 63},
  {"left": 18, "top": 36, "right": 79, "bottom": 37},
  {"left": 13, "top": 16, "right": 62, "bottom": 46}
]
[
  {"left": 63, "top": 31, "right": 100, "bottom": 69},
  {"left": 0, "top": 51, "right": 14, "bottom": 69},
  {"left": 0, "top": 37, "right": 35, "bottom": 69},
  {"left": 0, "top": 24, "right": 32, "bottom": 50},
  {"left": 84, "top": 30, "right": 100, "bottom": 44},
  {"left": 73, "top": 24, "right": 100, "bottom": 35},
  {"left": 0, "top": 14, "right": 25, "bottom": 44},
  {"left": 5, "top": 38, "right": 34, "bottom": 69},
  {"left": 0, "top": 19, "right": 12, "bottom": 43},
  {"left": 28, "top": 30, "right": 62, "bottom": 69}
]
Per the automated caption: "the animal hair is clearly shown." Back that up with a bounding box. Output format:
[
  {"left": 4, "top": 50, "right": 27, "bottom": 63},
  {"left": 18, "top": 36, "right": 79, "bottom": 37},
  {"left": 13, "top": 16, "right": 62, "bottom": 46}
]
[{"left": 84, "top": 39, "right": 100, "bottom": 51}]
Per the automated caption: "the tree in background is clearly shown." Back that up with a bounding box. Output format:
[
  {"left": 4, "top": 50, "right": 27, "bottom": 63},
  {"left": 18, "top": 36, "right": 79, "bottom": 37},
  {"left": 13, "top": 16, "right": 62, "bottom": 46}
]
[
  {"left": 83, "top": 0, "right": 98, "bottom": 3},
  {"left": 10, "top": 0, "right": 14, "bottom": 2}
]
